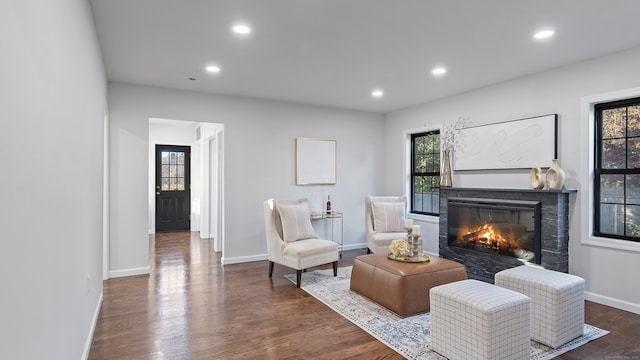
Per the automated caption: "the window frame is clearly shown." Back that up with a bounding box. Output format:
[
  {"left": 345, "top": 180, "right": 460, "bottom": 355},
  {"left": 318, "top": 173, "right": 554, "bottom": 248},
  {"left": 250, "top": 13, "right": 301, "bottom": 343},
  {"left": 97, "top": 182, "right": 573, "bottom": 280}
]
[
  {"left": 593, "top": 96, "right": 640, "bottom": 242},
  {"left": 410, "top": 130, "right": 441, "bottom": 216}
]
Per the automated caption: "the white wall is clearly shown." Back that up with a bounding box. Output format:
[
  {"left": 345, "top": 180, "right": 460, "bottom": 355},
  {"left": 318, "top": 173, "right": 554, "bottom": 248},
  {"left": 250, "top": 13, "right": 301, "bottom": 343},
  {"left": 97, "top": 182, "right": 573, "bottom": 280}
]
[
  {"left": 108, "top": 82, "right": 385, "bottom": 270},
  {"left": 384, "top": 46, "right": 640, "bottom": 314},
  {"left": 0, "top": 0, "right": 106, "bottom": 359},
  {"left": 109, "top": 90, "right": 151, "bottom": 277}
]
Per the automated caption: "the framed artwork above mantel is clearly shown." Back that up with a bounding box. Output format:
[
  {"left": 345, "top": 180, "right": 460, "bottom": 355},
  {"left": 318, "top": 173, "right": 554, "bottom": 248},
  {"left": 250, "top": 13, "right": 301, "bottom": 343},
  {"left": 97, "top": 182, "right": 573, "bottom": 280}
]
[
  {"left": 453, "top": 114, "right": 558, "bottom": 170},
  {"left": 295, "top": 138, "right": 337, "bottom": 185}
]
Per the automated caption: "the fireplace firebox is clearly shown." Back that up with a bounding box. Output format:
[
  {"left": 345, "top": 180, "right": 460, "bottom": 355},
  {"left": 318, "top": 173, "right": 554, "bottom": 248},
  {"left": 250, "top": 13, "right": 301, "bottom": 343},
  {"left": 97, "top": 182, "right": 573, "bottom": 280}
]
[
  {"left": 439, "top": 188, "right": 576, "bottom": 283},
  {"left": 447, "top": 197, "right": 541, "bottom": 264}
]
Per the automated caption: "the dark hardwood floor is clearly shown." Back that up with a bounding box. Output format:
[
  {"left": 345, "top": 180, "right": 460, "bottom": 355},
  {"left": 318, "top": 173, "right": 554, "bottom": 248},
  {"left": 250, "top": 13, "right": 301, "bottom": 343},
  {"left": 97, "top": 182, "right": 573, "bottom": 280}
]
[{"left": 89, "top": 232, "right": 640, "bottom": 359}]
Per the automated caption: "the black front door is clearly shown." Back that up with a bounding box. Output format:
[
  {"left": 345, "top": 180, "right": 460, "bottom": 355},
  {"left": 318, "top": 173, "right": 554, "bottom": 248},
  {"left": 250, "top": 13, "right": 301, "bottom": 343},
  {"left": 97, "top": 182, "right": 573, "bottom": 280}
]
[{"left": 155, "top": 145, "right": 191, "bottom": 232}]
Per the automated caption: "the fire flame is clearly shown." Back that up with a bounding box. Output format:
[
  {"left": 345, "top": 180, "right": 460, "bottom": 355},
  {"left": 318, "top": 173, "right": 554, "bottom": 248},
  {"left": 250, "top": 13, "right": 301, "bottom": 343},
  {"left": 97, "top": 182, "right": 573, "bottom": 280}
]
[{"left": 461, "top": 223, "right": 521, "bottom": 251}]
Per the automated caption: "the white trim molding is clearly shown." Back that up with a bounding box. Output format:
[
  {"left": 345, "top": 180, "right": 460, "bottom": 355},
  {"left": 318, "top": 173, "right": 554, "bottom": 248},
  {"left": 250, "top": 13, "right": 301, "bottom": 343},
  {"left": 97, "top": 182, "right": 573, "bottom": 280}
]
[
  {"left": 109, "top": 266, "right": 150, "bottom": 278},
  {"left": 221, "top": 253, "right": 268, "bottom": 265},
  {"left": 408, "top": 213, "right": 439, "bottom": 224},
  {"left": 342, "top": 243, "right": 367, "bottom": 251},
  {"left": 82, "top": 293, "right": 103, "bottom": 360},
  {"left": 586, "top": 291, "right": 640, "bottom": 315}
]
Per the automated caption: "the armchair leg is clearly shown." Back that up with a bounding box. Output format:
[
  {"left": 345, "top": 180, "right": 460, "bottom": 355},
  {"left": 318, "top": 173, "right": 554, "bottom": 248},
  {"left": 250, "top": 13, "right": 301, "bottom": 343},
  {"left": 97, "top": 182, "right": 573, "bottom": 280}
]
[
  {"left": 268, "top": 261, "right": 274, "bottom": 277},
  {"left": 367, "top": 248, "right": 371, "bottom": 254},
  {"left": 333, "top": 261, "right": 338, "bottom": 276},
  {"left": 296, "top": 270, "right": 302, "bottom": 287}
]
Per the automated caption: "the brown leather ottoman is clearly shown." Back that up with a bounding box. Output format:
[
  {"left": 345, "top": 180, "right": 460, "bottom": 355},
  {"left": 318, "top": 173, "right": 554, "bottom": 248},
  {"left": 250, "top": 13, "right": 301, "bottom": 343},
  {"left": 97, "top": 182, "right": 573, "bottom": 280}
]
[{"left": 349, "top": 253, "right": 467, "bottom": 317}]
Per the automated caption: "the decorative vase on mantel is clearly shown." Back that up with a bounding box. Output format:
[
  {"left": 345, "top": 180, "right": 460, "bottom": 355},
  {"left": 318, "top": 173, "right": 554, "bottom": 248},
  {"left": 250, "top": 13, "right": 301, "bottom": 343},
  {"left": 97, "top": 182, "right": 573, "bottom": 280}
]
[
  {"left": 441, "top": 149, "right": 453, "bottom": 187},
  {"left": 546, "top": 159, "right": 566, "bottom": 190},
  {"left": 530, "top": 167, "right": 545, "bottom": 189}
]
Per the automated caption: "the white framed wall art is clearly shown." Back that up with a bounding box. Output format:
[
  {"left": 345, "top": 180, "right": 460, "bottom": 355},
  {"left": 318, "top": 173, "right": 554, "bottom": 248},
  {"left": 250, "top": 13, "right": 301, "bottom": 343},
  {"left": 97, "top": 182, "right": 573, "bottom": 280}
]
[
  {"left": 454, "top": 114, "right": 558, "bottom": 170},
  {"left": 295, "top": 138, "right": 337, "bottom": 185}
]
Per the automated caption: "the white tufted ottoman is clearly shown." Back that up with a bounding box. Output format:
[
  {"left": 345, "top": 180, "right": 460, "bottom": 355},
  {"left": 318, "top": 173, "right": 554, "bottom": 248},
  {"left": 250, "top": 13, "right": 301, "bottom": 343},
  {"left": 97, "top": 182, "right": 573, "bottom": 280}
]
[
  {"left": 430, "top": 279, "right": 531, "bottom": 360},
  {"left": 495, "top": 265, "right": 584, "bottom": 349}
]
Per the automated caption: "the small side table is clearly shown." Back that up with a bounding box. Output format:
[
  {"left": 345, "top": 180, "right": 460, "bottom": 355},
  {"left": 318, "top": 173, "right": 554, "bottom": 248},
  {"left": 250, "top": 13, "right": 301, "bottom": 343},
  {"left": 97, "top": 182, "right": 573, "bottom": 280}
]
[{"left": 311, "top": 211, "right": 344, "bottom": 256}]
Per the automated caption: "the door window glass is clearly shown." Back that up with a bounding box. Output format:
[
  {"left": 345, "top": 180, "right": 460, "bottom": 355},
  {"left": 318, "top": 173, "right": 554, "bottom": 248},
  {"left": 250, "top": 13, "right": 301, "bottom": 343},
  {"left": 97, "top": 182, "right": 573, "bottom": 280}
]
[{"left": 161, "top": 151, "right": 186, "bottom": 191}]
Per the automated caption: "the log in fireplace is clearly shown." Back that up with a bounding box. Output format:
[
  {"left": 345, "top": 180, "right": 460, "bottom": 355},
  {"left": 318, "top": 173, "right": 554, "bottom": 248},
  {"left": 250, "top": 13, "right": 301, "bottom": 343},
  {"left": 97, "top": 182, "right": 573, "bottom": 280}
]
[
  {"left": 439, "top": 188, "right": 576, "bottom": 283},
  {"left": 447, "top": 197, "right": 541, "bottom": 264}
]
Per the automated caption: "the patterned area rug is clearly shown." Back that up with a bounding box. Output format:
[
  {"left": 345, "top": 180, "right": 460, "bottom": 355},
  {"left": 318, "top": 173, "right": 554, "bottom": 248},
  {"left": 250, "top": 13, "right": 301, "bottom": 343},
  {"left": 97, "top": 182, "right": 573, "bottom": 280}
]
[{"left": 285, "top": 266, "right": 609, "bottom": 360}]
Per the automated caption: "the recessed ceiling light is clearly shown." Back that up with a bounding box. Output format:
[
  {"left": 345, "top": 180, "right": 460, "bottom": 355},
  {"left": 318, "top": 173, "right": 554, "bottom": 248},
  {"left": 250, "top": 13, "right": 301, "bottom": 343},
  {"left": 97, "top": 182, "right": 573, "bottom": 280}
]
[
  {"left": 432, "top": 67, "right": 447, "bottom": 76},
  {"left": 534, "top": 30, "right": 555, "bottom": 40},
  {"left": 206, "top": 66, "right": 221, "bottom": 73},
  {"left": 371, "top": 89, "right": 384, "bottom": 98},
  {"left": 233, "top": 24, "right": 251, "bottom": 34}
]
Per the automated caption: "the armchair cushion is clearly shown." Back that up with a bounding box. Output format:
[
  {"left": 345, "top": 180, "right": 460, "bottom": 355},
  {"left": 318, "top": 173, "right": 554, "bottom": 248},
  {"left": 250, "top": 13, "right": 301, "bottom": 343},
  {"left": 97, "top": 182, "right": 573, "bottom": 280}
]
[
  {"left": 276, "top": 201, "right": 318, "bottom": 242},
  {"left": 371, "top": 202, "right": 406, "bottom": 232},
  {"left": 283, "top": 238, "right": 338, "bottom": 257}
]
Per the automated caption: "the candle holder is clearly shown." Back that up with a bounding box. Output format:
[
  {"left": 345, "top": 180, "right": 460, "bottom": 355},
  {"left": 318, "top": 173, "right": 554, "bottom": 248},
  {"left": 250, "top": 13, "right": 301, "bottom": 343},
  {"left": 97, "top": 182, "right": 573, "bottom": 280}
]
[
  {"left": 406, "top": 227, "right": 413, "bottom": 255},
  {"left": 405, "top": 227, "right": 420, "bottom": 259},
  {"left": 411, "top": 234, "right": 422, "bottom": 258}
]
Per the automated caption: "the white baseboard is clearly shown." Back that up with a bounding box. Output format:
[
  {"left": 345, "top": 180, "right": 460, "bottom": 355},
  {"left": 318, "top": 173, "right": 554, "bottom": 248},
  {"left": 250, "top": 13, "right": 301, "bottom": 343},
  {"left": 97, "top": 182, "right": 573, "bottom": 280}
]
[
  {"left": 585, "top": 291, "right": 640, "bottom": 315},
  {"left": 342, "top": 243, "right": 367, "bottom": 251},
  {"left": 82, "top": 292, "right": 103, "bottom": 360},
  {"left": 424, "top": 250, "right": 439, "bottom": 257},
  {"left": 222, "top": 253, "right": 268, "bottom": 265},
  {"left": 109, "top": 266, "right": 150, "bottom": 278}
]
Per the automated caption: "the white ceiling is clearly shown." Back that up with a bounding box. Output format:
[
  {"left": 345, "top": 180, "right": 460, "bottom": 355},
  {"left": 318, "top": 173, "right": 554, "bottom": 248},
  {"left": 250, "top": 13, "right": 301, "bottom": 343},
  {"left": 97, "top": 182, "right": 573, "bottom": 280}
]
[{"left": 90, "top": 0, "right": 640, "bottom": 114}]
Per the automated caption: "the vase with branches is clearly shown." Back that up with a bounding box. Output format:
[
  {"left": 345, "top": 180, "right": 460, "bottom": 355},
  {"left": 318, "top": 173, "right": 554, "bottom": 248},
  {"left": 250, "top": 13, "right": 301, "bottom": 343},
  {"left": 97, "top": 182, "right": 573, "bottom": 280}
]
[{"left": 440, "top": 117, "right": 467, "bottom": 187}]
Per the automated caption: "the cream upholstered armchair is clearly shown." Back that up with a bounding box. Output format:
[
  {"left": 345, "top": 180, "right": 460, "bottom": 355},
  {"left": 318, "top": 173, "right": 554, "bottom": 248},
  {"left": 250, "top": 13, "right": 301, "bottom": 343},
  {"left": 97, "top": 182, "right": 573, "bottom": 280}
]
[
  {"left": 365, "top": 195, "right": 408, "bottom": 253},
  {"left": 263, "top": 198, "right": 338, "bottom": 287}
]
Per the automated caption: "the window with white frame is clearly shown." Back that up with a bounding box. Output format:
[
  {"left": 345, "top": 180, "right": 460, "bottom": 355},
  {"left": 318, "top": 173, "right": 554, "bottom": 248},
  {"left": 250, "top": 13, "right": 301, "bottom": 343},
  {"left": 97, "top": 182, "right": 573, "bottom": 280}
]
[
  {"left": 594, "top": 96, "right": 640, "bottom": 242},
  {"left": 410, "top": 130, "right": 441, "bottom": 215}
]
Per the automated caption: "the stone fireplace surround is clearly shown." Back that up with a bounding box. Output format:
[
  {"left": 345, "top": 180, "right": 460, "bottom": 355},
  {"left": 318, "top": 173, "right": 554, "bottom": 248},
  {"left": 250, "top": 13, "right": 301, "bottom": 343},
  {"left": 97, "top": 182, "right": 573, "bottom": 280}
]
[{"left": 439, "top": 187, "right": 576, "bottom": 283}]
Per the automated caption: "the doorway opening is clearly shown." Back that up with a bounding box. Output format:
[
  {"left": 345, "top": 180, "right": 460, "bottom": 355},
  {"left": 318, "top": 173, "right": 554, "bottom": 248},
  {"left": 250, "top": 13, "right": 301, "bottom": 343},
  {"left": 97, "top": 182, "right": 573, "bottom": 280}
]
[{"left": 148, "top": 118, "right": 224, "bottom": 253}]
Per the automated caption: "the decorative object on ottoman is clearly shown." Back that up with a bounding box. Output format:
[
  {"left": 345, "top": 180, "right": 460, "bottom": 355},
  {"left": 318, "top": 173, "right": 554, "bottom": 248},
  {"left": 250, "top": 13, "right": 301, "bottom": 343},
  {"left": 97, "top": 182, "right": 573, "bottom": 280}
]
[
  {"left": 430, "top": 279, "right": 531, "bottom": 360},
  {"left": 387, "top": 223, "right": 429, "bottom": 262},
  {"left": 405, "top": 223, "right": 424, "bottom": 259},
  {"left": 495, "top": 265, "right": 585, "bottom": 348},
  {"left": 349, "top": 253, "right": 467, "bottom": 317},
  {"left": 388, "top": 239, "right": 411, "bottom": 258}
]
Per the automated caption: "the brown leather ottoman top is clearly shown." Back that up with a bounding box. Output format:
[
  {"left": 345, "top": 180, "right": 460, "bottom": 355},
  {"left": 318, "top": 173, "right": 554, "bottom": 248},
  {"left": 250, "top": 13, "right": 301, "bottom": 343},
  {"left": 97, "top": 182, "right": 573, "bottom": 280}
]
[{"left": 349, "top": 253, "right": 467, "bottom": 317}]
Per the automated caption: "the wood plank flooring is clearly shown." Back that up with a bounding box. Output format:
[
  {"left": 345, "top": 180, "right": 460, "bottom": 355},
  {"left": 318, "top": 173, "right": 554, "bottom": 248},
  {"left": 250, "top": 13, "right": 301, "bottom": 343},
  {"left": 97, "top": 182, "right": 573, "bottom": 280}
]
[{"left": 89, "top": 231, "right": 640, "bottom": 359}]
